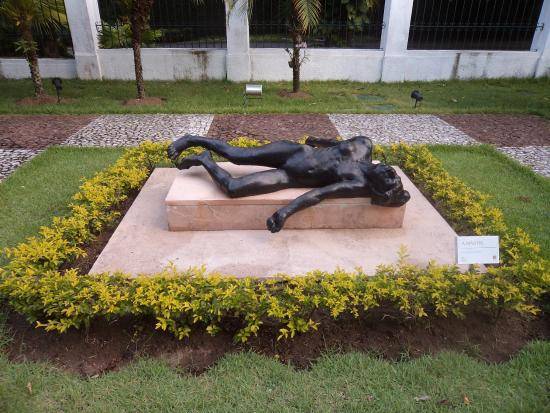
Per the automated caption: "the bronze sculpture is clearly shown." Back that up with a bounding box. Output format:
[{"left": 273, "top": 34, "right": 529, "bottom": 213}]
[{"left": 168, "top": 135, "right": 410, "bottom": 233}]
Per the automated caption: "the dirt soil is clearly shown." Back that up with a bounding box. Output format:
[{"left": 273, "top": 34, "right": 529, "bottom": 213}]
[
  {"left": 440, "top": 114, "right": 550, "bottom": 147},
  {"left": 123, "top": 97, "right": 165, "bottom": 106},
  {"left": 208, "top": 114, "right": 339, "bottom": 141},
  {"left": 0, "top": 115, "right": 97, "bottom": 149},
  {"left": 277, "top": 90, "right": 312, "bottom": 99},
  {"left": 4, "top": 308, "right": 548, "bottom": 377},
  {"left": 16, "top": 95, "right": 71, "bottom": 106}
]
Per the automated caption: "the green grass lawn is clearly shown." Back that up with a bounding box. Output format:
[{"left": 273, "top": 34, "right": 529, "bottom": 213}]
[
  {"left": 0, "top": 147, "right": 123, "bottom": 265},
  {"left": 1, "top": 77, "right": 549, "bottom": 117},
  {"left": 430, "top": 145, "right": 550, "bottom": 258},
  {"left": 0, "top": 146, "right": 549, "bottom": 412},
  {"left": 0, "top": 339, "right": 548, "bottom": 413}
]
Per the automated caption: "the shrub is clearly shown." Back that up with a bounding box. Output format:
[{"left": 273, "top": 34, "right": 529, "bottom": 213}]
[{"left": 0, "top": 139, "right": 548, "bottom": 341}]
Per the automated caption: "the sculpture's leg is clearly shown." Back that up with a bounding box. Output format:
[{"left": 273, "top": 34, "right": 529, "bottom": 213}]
[
  {"left": 178, "top": 151, "right": 293, "bottom": 198},
  {"left": 169, "top": 135, "right": 304, "bottom": 168}
]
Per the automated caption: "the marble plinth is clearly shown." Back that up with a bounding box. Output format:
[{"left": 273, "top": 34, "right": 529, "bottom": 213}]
[
  {"left": 165, "top": 163, "right": 405, "bottom": 231},
  {"left": 90, "top": 167, "right": 467, "bottom": 278}
]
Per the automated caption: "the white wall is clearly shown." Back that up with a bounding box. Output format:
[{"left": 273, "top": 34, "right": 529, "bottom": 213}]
[
  {"left": 98, "top": 49, "right": 226, "bottom": 80},
  {"left": 385, "top": 51, "right": 541, "bottom": 82},
  {"left": 250, "top": 49, "right": 384, "bottom": 82},
  {"left": 0, "top": 58, "right": 77, "bottom": 79},
  {"left": 1, "top": 0, "right": 548, "bottom": 82}
]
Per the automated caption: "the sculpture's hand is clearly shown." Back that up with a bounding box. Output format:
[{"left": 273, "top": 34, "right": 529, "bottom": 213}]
[
  {"left": 168, "top": 135, "right": 193, "bottom": 162},
  {"left": 267, "top": 212, "right": 286, "bottom": 233},
  {"left": 176, "top": 151, "right": 211, "bottom": 170},
  {"left": 167, "top": 144, "right": 180, "bottom": 162}
]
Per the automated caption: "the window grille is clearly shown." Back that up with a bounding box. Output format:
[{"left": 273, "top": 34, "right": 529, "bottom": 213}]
[
  {"left": 408, "top": 0, "right": 545, "bottom": 51},
  {"left": 250, "top": 0, "right": 385, "bottom": 49},
  {"left": 97, "top": 0, "right": 227, "bottom": 49}
]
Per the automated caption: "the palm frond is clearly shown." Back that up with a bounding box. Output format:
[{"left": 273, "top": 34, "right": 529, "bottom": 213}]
[
  {"left": 292, "top": 0, "right": 321, "bottom": 32},
  {"left": 0, "top": 0, "right": 67, "bottom": 35}
]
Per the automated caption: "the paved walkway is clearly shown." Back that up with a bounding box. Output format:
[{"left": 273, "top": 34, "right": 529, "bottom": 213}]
[{"left": 1, "top": 114, "right": 548, "bottom": 180}]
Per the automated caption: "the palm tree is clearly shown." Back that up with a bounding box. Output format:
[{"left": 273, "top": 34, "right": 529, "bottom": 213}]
[
  {"left": 129, "top": 0, "right": 155, "bottom": 99},
  {"left": 98, "top": 0, "right": 162, "bottom": 100},
  {"left": 0, "top": 0, "right": 66, "bottom": 97},
  {"left": 248, "top": 0, "right": 377, "bottom": 93}
]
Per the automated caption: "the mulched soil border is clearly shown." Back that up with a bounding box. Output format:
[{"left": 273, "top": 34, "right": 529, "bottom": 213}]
[
  {"left": 439, "top": 114, "right": 550, "bottom": 147},
  {"left": 4, "top": 306, "right": 548, "bottom": 377}
]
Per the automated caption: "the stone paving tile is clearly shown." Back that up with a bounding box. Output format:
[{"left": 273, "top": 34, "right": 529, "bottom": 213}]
[
  {"left": 64, "top": 115, "right": 214, "bottom": 147},
  {"left": 498, "top": 146, "right": 550, "bottom": 178},
  {"left": 0, "top": 149, "right": 40, "bottom": 181},
  {"left": 0, "top": 115, "right": 97, "bottom": 150},
  {"left": 329, "top": 114, "right": 477, "bottom": 145}
]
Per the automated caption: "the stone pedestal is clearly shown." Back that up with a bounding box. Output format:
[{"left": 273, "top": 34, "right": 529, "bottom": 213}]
[
  {"left": 90, "top": 168, "right": 466, "bottom": 278},
  {"left": 165, "top": 163, "right": 405, "bottom": 231}
]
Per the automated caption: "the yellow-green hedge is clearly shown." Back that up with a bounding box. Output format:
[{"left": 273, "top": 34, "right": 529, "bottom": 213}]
[{"left": 0, "top": 139, "right": 548, "bottom": 342}]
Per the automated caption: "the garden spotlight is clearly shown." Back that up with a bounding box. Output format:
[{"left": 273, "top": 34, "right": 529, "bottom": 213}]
[
  {"left": 243, "top": 83, "right": 262, "bottom": 108},
  {"left": 411, "top": 90, "right": 423, "bottom": 108},
  {"left": 51, "top": 77, "right": 63, "bottom": 103}
]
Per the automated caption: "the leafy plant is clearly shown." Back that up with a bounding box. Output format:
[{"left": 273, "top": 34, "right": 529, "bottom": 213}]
[
  {"left": 0, "top": 139, "right": 547, "bottom": 341},
  {"left": 98, "top": 20, "right": 162, "bottom": 49},
  {"left": 0, "top": 0, "right": 67, "bottom": 97}
]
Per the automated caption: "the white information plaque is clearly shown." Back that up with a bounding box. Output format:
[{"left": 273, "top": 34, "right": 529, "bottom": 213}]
[{"left": 456, "top": 236, "right": 499, "bottom": 265}]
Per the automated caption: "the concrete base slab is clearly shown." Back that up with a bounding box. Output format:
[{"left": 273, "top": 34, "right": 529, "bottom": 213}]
[
  {"left": 165, "top": 163, "right": 405, "bottom": 230},
  {"left": 90, "top": 168, "right": 463, "bottom": 277}
]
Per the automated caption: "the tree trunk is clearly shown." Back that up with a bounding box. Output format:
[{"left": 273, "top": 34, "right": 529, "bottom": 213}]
[
  {"left": 291, "top": 31, "right": 302, "bottom": 93},
  {"left": 131, "top": 19, "right": 145, "bottom": 99},
  {"left": 21, "top": 27, "right": 44, "bottom": 98}
]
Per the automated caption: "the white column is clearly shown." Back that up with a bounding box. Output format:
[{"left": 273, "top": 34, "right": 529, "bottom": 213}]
[
  {"left": 64, "top": 0, "right": 102, "bottom": 79},
  {"left": 380, "top": 0, "right": 414, "bottom": 82},
  {"left": 225, "top": 0, "right": 251, "bottom": 81},
  {"left": 532, "top": 0, "right": 550, "bottom": 77}
]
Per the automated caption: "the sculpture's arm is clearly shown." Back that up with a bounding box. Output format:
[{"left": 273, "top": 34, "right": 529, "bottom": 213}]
[
  {"left": 267, "top": 180, "right": 364, "bottom": 233},
  {"left": 304, "top": 136, "right": 340, "bottom": 148}
]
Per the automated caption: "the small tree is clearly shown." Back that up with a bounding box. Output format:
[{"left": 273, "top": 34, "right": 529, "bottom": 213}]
[
  {"left": 0, "top": 0, "right": 66, "bottom": 98},
  {"left": 246, "top": 0, "right": 320, "bottom": 93},
  {"left": 249, "top": 0, "right": 377, "bottom": 93},
  {"left": 97, "top": 0, "right": 162, "bottom": 99},
  {"left": 286, "top": 0, "right": 320, "bottom": 93}
]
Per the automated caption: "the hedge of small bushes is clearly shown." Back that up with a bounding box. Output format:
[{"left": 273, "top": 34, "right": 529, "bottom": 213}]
[{"left": 0, "top": 139, "right": 547, "bottom": 342}]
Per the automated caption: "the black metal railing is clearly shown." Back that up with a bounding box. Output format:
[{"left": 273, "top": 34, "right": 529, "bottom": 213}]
[
  {"left": 250, "top": 0, "right": 385, "bottom": 49},
  {"left": 408, "top": 0, "right": 544, "bottom": 51},
  {"left": 0, "top": 0, "right": 73, "bottom": 58},
  {"left": 97, "top": 0, "right": 227, "bottom": 49}
]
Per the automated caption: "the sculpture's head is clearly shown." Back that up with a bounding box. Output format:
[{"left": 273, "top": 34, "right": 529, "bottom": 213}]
[{"left": 366, "top": 164, "right": 410, "bottom": 207}]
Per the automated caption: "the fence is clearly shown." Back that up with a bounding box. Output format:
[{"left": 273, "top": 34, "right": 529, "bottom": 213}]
[
  {"left": 0, "top": 0, "right": 73, "bottom": 58},
  {"left": 97, "top": 0, "right": 226, "bottom": 49},
  {"left": 1, "top": 0, "right": 549, "bottom": 81},
  {"left": 408, "top": 0, "right": 545, "bottom": 50},
  {"left": 250, "top": 0, "right": 385, "bottom": 49}
]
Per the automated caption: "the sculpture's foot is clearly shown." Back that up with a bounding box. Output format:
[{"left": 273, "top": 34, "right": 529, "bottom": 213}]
[
  {"left": 176, "top": 150, "right": 212, "bottom": 170},
  {"left": 167, "top": 135, "right": 192, "bottom": 161}
]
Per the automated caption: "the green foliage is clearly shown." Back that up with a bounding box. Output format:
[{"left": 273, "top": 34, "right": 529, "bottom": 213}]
[
  {"left": 342, "top": 0, "right": 377, "bottom": 30},
  {"left": 0, "top": 0, "right": 66, "bottom": 34},
  {"left": 98, "top": 21, "right": 162, "bottom": 49},
  {"left": 13, "top": 38, "right": 37, "bottom": 53},
  {"left": 0, "top": 140, "right": 547, "bottom": 342}
]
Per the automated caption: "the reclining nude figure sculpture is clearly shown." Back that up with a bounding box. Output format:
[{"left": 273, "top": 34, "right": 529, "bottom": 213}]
[{"left": 168, "top": 135, "right": 410, "bottom": 233}]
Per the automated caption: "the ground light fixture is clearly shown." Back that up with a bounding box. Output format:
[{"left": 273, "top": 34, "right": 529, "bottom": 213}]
[
  {"left": 51, "top": 77, "right": 63, "bottom": 103},
  {"left": 243, "top": 83, "right": 262, "bottom": 108},
  {"left": 411, "top": 89, "right": 423, "bottom": 108}
]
